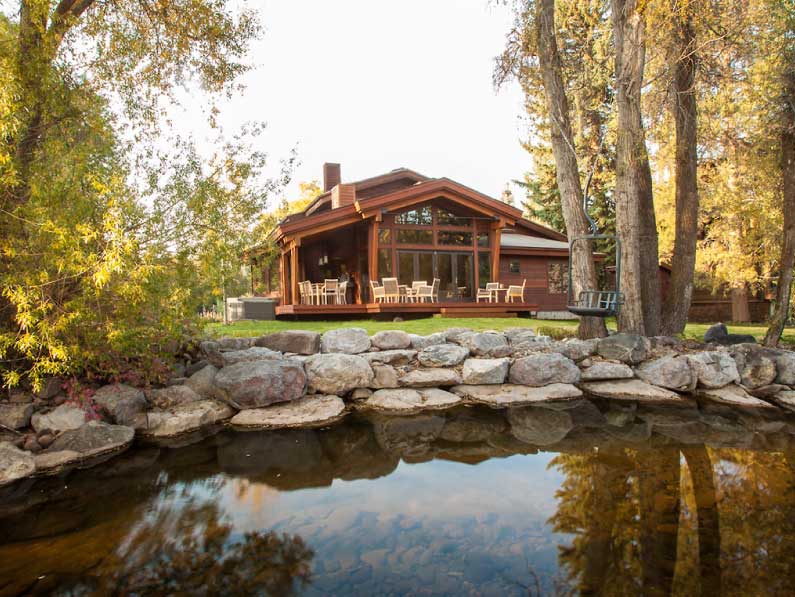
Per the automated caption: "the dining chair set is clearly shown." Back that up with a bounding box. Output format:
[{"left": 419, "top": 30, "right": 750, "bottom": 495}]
[
  {"left": 298, "top": 279, "right": 350, "bottom": 305},
  {"left": 476, "top": 279, "right": 527, "bottom": 303},
  {"left": 370, "top": 278, "right": 440, "bottom": 303}
]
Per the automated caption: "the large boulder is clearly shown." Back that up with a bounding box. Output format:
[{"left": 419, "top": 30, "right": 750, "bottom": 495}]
[
  {"left": 635, "top": 355, "right": 696, "bottom": 392},
  {"left": 218, "top": 346, "right": 283, "bottom": 367},
  {"left": 458, "top": 332, "right": 512, "bottom": 357},
  {"left": 0, "top": 402, "right": 33, "bottom": 430},
  {"left": 509, "top": 353, "right": 581, "bottom": 386},
  {"left": 730, "top": 344, "right": 777, "bottom": 389},
  {"left": 417, "top": 344, "right": 469, "bottom": 367},
  {"left": 217, "top": 337, "right": 255, "bottom": 351},
  {"left": 144, "top": 400, "right": 235, "bottom": 438},
  {"left": 580, "top": 379, "right": 688, "bottom": 404},
  {"left": 231, "top": 395, "right": 346, "bottom": 429},
  {"left": 371, "top": 330, "right": 412, "bottom": 350},
  {"left": 92, "top": 383, "right": 147, "bottom": 427},
  {"left": 370, "top": 364, "right": 399, "bottom": 389},
  {"left": 398, "top": 368, "right": 462, "bottom": 388},
  {"left": 0, "top": 442, "right": 35, "bottom": 486},
  {"left": 46, "top": 421, "right": 134, "bottom": 461},
  {"left": 255, "top": 330, "right": 320, "bottom": 355},
  {"left": 321, "top": 328, "right": 371, "bottom": 354},
  {"left": 462, "top": 358, "right": 510, "bottom": 384},
  {"left": 771, "top": 390, "right": 795, "bottom": 413},
  {"left": 775, "top": 351, "right": 795, "bottom": 386},
  {"left": 508, "top": 407, "right": 573, "bottom": 446},
  {"left": 704, "top": 322, "right": 729, "bottom": 344},
  {"left": 580, "top": 361, "right": 634, "bottom": 381},
  {"left": 31, "top": 403, "right": 86, "bottom": 434},
  {"left": 409, "top": 332, "right": 447, "bottom": 349},
  {"left": 687, "top": 351, "right": 741, "bottom": 388},
  {"left": 304, "top": 354, "right": 373, "bottom": 395},
  {"left": 214, "top": 359, "right": 307, "bottom": 409},
  {"left": 451, "top": 383, "right": 582, "bottom": 407},
  {"left": 185, "top": 364, "right": 222, "bottom": 400},
  {"left": 361, "top": 350, "right": 417, "bottom": 366},
  {"left": 698, "top": 384, "right": 778, "bottom": 411},
  {"left": 444, "top": 327, "right": 473, "bottom": 343},
  {"left": 148, "top": 385, "right": 203, "bottom": 410},
  {"left": 597, "top": 333, "right": 650, "bottom": 364},
  {"left": 363, "top": 388, "right": 461, "bottom": 413},
  {"left": 553, "top": 338, "right": 599, "bottom": 362}
]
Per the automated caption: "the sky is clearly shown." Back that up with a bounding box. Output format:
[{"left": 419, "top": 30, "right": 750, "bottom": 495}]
[{"left": 174, "top": 0, "right": 531, "bottom": 203}]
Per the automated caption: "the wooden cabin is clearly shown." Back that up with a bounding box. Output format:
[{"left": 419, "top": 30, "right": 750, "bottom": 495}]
[{"left": 262, "top": 163, "right": 576, "bottom": 318}]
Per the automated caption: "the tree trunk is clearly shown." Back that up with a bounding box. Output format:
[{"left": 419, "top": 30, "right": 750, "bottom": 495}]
[
  {"left": 731, "top": 285, "right": 751, "bottom": 323},
  {"left": 612, "top": 0, "right": 661, "bottom": 336},
  {"left": 536, "top": 0, "right": 607, "bottom": 340},
  {"left": 765, "top": 66, "right": 795, "bottom": 345},
  {"left": 661, "top": 1, "right": 699, "bottom": 336},
  {"left": 682, "top": 447, "right": 721, "bottom": 595}
]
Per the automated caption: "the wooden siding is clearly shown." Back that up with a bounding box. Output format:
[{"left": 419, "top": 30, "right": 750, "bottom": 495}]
[{"left": 498, "top": 255, "right": 568, "bottom": 311}]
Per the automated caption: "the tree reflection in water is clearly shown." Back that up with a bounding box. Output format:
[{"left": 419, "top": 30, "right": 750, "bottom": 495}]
[{"left": 67, "top": 490, "right": 314, "bottom": 596}]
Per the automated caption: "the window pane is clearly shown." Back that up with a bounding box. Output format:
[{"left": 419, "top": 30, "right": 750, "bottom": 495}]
[
  {"left": 477, "top": 233, "right": 489, "bottom": 248},
  {"left": 395, "top": 206, "right": 432, "bottom": 225},
  {"left": 456, "top": 253, "right": 474, "bottom": 298},
  {"left": 510, "top": 260, "right": 520, "bottom": 273},
  {"left": 438, "top": 231, "right": 473, "bottom": 246},
  {"left": 548, "top": 263, "right": 569, "bottom": 293},
  {"left": 478, "top": 252, "right": 491, "bottom": 287},
  {"left": 437, "top": 208, "right": 469, "bottom": 226},
  {"left": 397, "top": 252, "right": 414, "bottom": 286},
  {"left": 437, "top": 253, "right": 453, "bottom": 297},
  {"left": 418, "top": 253, "right": 433, "bottom": 284},
  {"left": 378, "top": 249, "right": 392, "bottom": 277},
  {"left": 397, "top": 229, "right": 433, "bottom": 244},
  {"left": 378, "top": 229, "right": 391, "bottom": 244}
]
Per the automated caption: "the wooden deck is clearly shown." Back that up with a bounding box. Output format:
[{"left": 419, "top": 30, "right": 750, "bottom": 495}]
[{"left": 275, "top": 301, "right": 539, "bottom": 319}]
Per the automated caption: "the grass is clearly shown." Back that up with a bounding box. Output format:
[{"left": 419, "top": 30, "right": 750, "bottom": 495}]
[{"left": 207, "top": 317, "right": 795, "bottom": 344}]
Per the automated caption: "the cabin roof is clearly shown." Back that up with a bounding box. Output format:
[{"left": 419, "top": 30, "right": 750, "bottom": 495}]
[{"left": 500, "top": 233, "right": 569, "bottom": 250}]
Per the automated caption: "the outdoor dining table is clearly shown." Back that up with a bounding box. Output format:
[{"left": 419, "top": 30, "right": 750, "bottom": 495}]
[{"left": 490, "top": 285, "right": 508, "bottom": 303}]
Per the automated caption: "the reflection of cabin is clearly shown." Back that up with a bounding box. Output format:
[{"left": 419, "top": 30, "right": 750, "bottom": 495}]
[{"left": 249, "top": 163, "right": 578, "bottom": 318}]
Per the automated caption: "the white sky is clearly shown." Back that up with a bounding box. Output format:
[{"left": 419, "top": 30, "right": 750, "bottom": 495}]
[{"left": 174, "top": 0, "right": 530, "bottom": 204}]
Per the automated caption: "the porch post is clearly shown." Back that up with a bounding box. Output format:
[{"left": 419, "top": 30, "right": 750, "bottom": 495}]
[
  {"left": 279, "top": 250, "right": 288, "bottom": 304},
  {"left": 491, "top": 224, "right": 502, "bottom": 286},
  {"left": 368, "top": 218, "right": 379, "bottom": 299},
  {"left": 290, "top": 244, "right": 299, "bottom": 305}
]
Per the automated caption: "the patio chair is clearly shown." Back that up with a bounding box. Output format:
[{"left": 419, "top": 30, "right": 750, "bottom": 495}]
[
  {"left": 408, "top": 281, "right": 426, "bottom": 303},
  {"left": 415, "top": 278, "right": 440, "bottom": 303},
  {"left": 337, "top": 281, "right": 348, "bottom": 304},
  {"left": 298, "top": 281, "right": 307, "bottom": 304},
  {"left": 476, "top": 282, "right": 500, "bottom": 303},
  {"left": 370, "top": 280, "right": 385, "bottom": 303},
  {"left": 382, "top": 278, "right": 401, "bottom": 303},
  {"left": 322, "top": 279, "right": 339, "bottom": 305},
  {"left": 506, "top": 279, "right": 526, "bottom": 303}
]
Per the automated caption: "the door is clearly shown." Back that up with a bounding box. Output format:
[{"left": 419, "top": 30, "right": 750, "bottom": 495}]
[{"left": 396, "top": 251, "right": 475, "bottom": 300}]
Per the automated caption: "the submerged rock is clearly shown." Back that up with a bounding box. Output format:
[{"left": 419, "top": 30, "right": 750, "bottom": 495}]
[
  {"left": 214, "top": 359, "right": 307, "bottom": 409},
  {"left": 304, "top": 353, "right": 373, "bottom": 395},
  {"left": 321, "top": 328, "right": 371, "bottom": 354},
  {"left": 451, "top": 383, "right": 582, "bottom": 406},
  {"left": 509, "top": 353, "right": 581, "bottom": 386},
  {"left": 462, "top": 358, "right": 510, "bottom": 385},
  {"left": 508, "top": 407, "right": 573, "bottom": 446},
  {"left": 230, "top": 395, "right": 346, "bottom": 429},
  {"left": 92, "top": 384, "right": 147, "bottom": 427},
  {"left": 255, "top": 330, "right": 320, "bottom": 355},
  {"left": 597, "top": 333, "right": 650, "bottom": 364},
  {"left": 31, "top": 404, "right": 86, "bottom": 434},
  {"left": 398, "top": 368, "right": 462, "bottom": 388},
  {"left": 417, "top": 344, "right": 469, "bottom": 367},
  {"left": 370, "top": 330, "right": 412, "bottom": 350},
  {"left": 364, "top": 388, "right": 461, "bottom": 413},
  {"left": 0, "top": 442, "right": 35, "bottom": 486},
  {"left": 144, "top": 400, "right": 234, "bottom": 438}
]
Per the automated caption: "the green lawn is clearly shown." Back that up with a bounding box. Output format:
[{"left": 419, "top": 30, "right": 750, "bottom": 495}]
[{"left": 208, "top": 317, "right": 795, "bottom": 344}]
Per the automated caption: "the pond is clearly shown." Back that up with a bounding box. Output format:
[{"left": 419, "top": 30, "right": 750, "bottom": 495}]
[{"left": 2, "top": 400, "right": 795, "bottom": 596}]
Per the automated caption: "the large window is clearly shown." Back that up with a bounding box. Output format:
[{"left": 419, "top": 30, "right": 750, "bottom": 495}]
[
  {"left": 378, "top": 249, "right": 392, "bottom": 277},
  {"left": 438, "top": 231, "right": 473, "bottom": 246},
  {"left": 378, "top": 229, "right": 391, "bottom": 244},
  {"left": 397, "top": 229, "right": 433, "bottom": 244},
  {"left": 436, "top": 208, "right": 469, "bottom": 227},
  {"left": 478, "top": 252, "right": 491, "bottom": 287},
  {"left": 477, "top": 233, "right": 489, "bottom": 248},
  {"left": 395, "top": 206, "right": 432, "bottom": 225},
  {"left": 548, "top": 263, "right": 569, "bottom": 294}
]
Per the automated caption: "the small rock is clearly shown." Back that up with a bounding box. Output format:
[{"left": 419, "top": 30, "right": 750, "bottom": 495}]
[
  {"left": 185, "top": 364, "right": 221, "bottom": 400},
  {"left": 417, "top": 344, "right": 469, "bottom": 367},
  {"left": 775, "top": 351, "right": 795, "bottom": 386},
  {"left": 304, "top": 353, "right": 373, "bottom": 395},
  {"left": 217, "top": 337, "right": 255, "bottom": 351},
  {"left": 321, "top": 328, "right": 371, "bottom": 354},
  {"left": 580, "top": 379, "right": 687, "bottom": 404},
  {"left": 350, "top": 388, "right": 373, "bottom": 400},
  {"left": 371, "top": 330, "right": 412, "bottom": 350},
  {"left": 553, "top": 338, "right": 599, "bottom": 362},
  {"left": 771, "top": 390, "right": 795, "bottom": 413},
  {"left": 398, "top": 368, "right": 462, "bottom": 388},
  {"left": 218, "top": 346, "right": 283, "bottom": 367},
  {"left": 597, "top": 333, "right": 650, "bottom": 364},
  {"left": 93, "top": 384, "right": 147, "bottom": 427},
  {"left": 444, "top": 327, "right": 473, "bottom": 343},
  {"left": 148, "top": 385, "right": 203, "bottom": 410},
  {"left": 362, "top": 350, "right": 417, "bottom": 366},
  {"left": 635, "top": 355, "right": 696, "bottom": 392},
  {"left": 23, "top": 436, "right": 41, "bottom": 453},
  {"left": 730, "top": 344, "right": 777, "bottom": 389},
  {"left": 0, "top": 402, "right": 33, "bottom": 430},
  {"left": 509, "top": 353, "right": 581, "bottom": 386},
  {"left": 0, "top": 442, "right": 36, "bottom": 486},
  {"left": 37, "top": 433, "right": 54, "bottom": 449},
  {"left": 364, "top": 388, "right": 461, "bottom": 413},
  {"left": 747, "top": 384, "right": 790, "bottom": 399},
  {"left": 36, "top": 377, "right": 64, "bottom": 400},
  {"left": 215, "top": 359, "right": 307, "bottom": 409},
  {"left": 687, "top": 351, "right": 741, "bottom": 388},
  {"left": 185, "top": 359, "right": 209, "bottom": 377},
  {"left": 462, "top": 358, "right": 510, "bottom": 384},
  {"left": 31, "top": 404, "right": 86, "bottom": 434},
  {"left": 231, "top": 395, "right": 346, "bottom": 429},
  {"left": 145, "top": 400, "right": 236, "bottom": 437},
  {"left": 698, "top": 384, "right": 778, "bottom": 410},
  {"left": 371, "top": 364, "right": 399, "bottom": 389},
  {"left": 458, "top": 332, "right": 512, "bottom": 357},
  {"left": 451, "top": 383, "right": 583, "bottom": 406},
  {"left": 409, "top": 333, "right": 447, "bottom": 349},
  {"left": 580, "top": 361, "right": 634, "bottom": 381},
  {"left": 255, "top": 330, "right": 320, "bottom": 355}
]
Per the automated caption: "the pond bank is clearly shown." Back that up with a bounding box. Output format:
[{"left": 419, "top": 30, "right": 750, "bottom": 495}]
[{"left": 3, "top": 326, "right": 795, "bottom": 488}]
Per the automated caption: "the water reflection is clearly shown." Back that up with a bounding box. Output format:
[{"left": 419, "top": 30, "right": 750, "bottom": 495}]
[{"left": 2, "top": 400, "right": 795, "bottom": 595}]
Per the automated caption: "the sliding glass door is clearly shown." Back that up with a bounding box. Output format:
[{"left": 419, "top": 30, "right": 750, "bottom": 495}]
[{"left": 396, "top": 250, "right": 474, "bottom": 299}]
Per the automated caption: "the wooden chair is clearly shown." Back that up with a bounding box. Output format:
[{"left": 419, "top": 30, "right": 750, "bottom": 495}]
[
  {"left": 382, "top": 278, "right": 401, "bottom": 302},
  {"left": 477, "top": 282, "right": 500, "bottom": 303},
  {"left": 370, "top": 280, "right": 385, "bottom": 303},
  {"left": 506, "top": 279, "right": 526, "bottom": 303},
  {"left": 322, "top": 279, "right": 339, "bottom": 304},
  {"left": 337, "top": 281, "right": 348, "bottom": 304},
  {"left": 415, "top": 278, "right": 440, "bottom": 303},
  {"left": 298, "top": 281, "right": 308, "bottom": 305},
  {"left": 407, "top": 281, "right": 426, "bottom": 303}
]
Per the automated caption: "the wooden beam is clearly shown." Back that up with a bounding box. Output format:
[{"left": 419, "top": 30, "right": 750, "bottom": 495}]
[
  {"left": 368, "top": 219, "right": 379, "bottom": 288},
  {"left": 491, "top": 226, "right": 501, "bottom": 285},
  {"left": 290, "top": 246, "right": 299, "bottom": 305}
]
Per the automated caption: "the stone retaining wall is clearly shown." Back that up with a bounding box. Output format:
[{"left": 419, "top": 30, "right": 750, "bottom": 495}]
[{"left": 3, "top": 326, "right": 795, "bottom": 487}]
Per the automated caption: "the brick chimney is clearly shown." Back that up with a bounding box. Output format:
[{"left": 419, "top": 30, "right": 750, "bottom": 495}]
[{"left": 323, "top": 162, "right": 341, "bottom": 192}]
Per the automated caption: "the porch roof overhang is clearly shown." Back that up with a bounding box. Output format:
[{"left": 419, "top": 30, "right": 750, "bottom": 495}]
[{"left": 272, "top": 178, "right": 529, "bottom": 245}]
